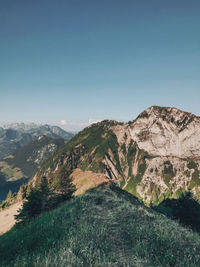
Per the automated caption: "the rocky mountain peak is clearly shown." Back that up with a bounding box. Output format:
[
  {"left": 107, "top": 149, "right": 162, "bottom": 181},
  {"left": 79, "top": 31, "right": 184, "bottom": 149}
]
[
  {"left": 136, "top": 106, "right": 196, "bottom": 128},
  {"left": 127, "top": 106, "right": 200, "bottom": 158}
]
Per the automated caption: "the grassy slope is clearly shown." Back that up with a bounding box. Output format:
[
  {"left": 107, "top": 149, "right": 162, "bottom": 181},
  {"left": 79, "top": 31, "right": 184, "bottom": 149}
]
[
  {"left": 39, "top": 122, "right": 120, "bottom": 175},
  {"left": 1, "top": 185, "right": 200, "bottom": 266}
]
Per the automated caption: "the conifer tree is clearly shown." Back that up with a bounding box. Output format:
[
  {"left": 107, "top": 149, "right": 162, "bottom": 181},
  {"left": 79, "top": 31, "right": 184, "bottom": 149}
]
[
  {"left": 53, "top": 166, "right": 76, "bottom": 203},
  {"left": 15, "top": 174, "right": 75, "bottom": 225},
  {"left": 15, "top": 188, "right": 43, "bottom": 225},
  {"left": 37, "top": 176, "right": 53, "bottom": 211},
  {"left": 15, "top": 177, "right": 52, "bottom": 224}
]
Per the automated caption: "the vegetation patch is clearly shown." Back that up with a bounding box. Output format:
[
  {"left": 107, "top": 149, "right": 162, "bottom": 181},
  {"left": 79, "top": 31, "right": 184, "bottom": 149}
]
[
  {"left": 119, "top": 180, "right": 125, "bottom": 188},
  {"left": 147, "top": 183, "right": 164, "bottom": 205},
  {"left": 124, "top": 174, "right": 142, "bottom": 197},
  {"left": 127, "top": 140, "right": 137, "bottom": 177},
  {"left": 187, "top": 161, "right": 197, "bottom": 170},
  {"left": 189, "top": 169, "right": 200, "bottom": 190},
  {"left": 120, "top": 143, "right": 126, "bottom": 154},
  {"left": 120, "top": 158, "right": 127, "bottom": 173},
  {"left": 184, "top": 170, "right": 190, "bottom": 178},
  {"left": 138, "top": 160, "right": 147, "bottom": 176},
  {"left": 162, "top": 160, "right": 175, "bottom": 187}
]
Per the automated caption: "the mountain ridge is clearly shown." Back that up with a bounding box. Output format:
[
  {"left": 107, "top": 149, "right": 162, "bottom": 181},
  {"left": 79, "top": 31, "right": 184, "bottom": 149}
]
[{"left": 29, "top": 106, "right": 200, "bottom": 205}]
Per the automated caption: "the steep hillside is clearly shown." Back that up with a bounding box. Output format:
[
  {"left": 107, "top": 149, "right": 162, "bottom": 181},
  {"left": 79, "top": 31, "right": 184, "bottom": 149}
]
[
  {"left": 0, "top": 136, "right": 65, "bottom": 202},
  {"left": 1, "top": 185, "right": 200, "bottom": 266},
  {"left": 31, "top": 106, "right": 200, "bottom": 205},
  {"left": 0, "top": 123, "right": 74, "bottom": 160}
]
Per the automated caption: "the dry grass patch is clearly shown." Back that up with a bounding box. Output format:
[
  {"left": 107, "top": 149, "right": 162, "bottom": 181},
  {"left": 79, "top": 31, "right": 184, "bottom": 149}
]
[
  {"left": 0, "top": 202, "right": 22, "bottom": 235},
  {"left": 71, "top": 168, "right": 107, "bottom": 196}
]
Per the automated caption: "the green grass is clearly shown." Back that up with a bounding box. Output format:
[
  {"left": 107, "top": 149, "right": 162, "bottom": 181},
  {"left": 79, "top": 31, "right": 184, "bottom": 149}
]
[
  {"left": 120, "top": 143, "right": 126, "bottom": 154},
  {"left": 1, "top": 185, "right": 200, "bottom": 266},
  {"left": 127, "top": 140, "right": 137, "bottom": 177},
  {"left": 185, "top": 161, "right": 200, "bottom": 190},
  {"left": 184, "top": 170, "right": 191, "bottom": 178},
  {"left": 189, "top": 169, "right": 200, "bottom": 189},
  {"left": 187, "top": 161, "right": 198, "bottom": 170},
  {"left": 124, "top": 175, "right": 143, "bottom": 197}
]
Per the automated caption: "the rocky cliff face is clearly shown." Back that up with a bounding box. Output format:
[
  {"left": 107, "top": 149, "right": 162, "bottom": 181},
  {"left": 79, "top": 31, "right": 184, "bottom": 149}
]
[
  {"left": 31, "top": 106, "right": 200, "bottom": 205},
  {"left": 129, "top": 106, "right": 200, "bottom": 158}
]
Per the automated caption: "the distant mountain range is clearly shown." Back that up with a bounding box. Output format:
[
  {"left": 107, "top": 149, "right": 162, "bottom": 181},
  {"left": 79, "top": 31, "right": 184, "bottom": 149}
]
[
  {"left": 31, "top": 106, "right": 200, "bottom": 205},
  {"left": 0, "top": 123, "right": 74, "bottom": 160},
  {"left": 0, "top": 123, "right": 74, "bottom": 201}
]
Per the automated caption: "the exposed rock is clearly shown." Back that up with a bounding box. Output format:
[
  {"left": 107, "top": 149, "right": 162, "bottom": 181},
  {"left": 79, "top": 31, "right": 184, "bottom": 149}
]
[{"left": 129, "top": 106, "right": 200, "bottom": 158}]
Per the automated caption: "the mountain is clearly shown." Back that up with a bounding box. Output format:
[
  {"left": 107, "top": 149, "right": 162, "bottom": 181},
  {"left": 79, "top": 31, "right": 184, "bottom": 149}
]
[
  {"left": 4, "top": 123, "right": 74, "bottom": 140},
  {"left": 31, "top": 106, "right": 200, "bottom": 205},
  {"left": 0, "top": 123, "right": 74, "bottom": 160},
  {"left": 1, "top": 185, "right": 200, "bottom": 266},
  {"left": 0, "top": 136, "right": 65, "bottom": 202},
  {"left": 3, "top": 123, "right": 39, "bottom": 131}
]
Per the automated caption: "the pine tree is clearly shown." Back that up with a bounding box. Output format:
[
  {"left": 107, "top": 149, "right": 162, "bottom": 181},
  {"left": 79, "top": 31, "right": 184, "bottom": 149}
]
[
  {"left": 15, "top": 188, "right": 43, "bottom": 225},
  {"left": 53, "top": 166, "right": 76, "bottom": 203},
  {"left": 15, "top": 173, "right": 75, "bottom": 225},
  {"left": 37, "top": 176, "right": 53, "bottom": 211},
  {"left": 15, "top": 177, "right": 52, "bottom": 225}
]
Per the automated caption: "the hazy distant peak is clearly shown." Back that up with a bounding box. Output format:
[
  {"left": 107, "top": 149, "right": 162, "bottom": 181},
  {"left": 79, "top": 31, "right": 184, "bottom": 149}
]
[
  {"left": 3, "top": 122, "right": 39, "bottom": 131},
  {"left": 0, "top": 123, "right": 74, "bottom": 160}
]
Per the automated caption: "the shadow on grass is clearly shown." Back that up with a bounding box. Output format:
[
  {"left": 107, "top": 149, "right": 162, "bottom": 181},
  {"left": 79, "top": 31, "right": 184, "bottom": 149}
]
[{"left": 155, "top": 191, "right": 200, "bottom": 233}]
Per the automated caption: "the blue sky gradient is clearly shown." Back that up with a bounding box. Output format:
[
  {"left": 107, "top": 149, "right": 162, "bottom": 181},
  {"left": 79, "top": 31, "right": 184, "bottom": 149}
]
[{"left": 0, "top": 0, "right": 200, "bottom": 131}]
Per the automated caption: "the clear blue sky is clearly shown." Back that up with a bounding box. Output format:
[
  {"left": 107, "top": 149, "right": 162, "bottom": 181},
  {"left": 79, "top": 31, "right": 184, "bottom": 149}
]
[{"left": 0, "top": 0, "right": 199, "bottom": 131}]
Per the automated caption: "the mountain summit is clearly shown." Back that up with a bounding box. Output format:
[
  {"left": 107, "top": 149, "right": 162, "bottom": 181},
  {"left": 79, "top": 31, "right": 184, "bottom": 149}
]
[
  {"left": 130, "top": 106, "right": 199, "bottom": 158},
  {"left": 31, "top": 106, "right": 200, "bottom": 204}
]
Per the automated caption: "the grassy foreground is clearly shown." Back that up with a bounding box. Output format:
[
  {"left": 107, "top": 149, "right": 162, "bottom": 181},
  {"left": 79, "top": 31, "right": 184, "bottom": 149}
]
[{"left": 1, "top": 185, "right": 200, "bottom": 266}]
